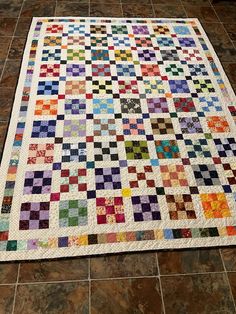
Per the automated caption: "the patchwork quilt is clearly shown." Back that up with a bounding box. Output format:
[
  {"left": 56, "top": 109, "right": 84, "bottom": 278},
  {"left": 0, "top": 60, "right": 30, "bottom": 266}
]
[{"left": 0, "top": 18, "right": 235, "bottom": 261}]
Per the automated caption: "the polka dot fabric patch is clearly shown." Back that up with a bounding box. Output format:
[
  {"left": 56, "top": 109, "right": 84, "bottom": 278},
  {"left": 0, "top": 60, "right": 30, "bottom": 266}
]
[{"left": 0, "top": 17, "right": 236, "bottom": 261}]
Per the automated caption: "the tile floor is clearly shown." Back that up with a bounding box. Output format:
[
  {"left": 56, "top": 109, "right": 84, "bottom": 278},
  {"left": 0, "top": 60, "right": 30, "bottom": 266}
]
[{"left": 0, "top": 0, "right": 236, "bottom": 313}]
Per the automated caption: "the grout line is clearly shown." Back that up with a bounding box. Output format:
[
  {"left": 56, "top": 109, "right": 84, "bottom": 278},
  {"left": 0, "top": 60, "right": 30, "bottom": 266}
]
[
  {"left": 149, "top": 0, "right": 156, "bottom": 18},
  {"left": 88, "top": 258, "right": 91, "bottom": 314},
  {"left": 0, "top": 270, "right": 230, "bottom": 287},
  {"left": 0, "top": 0, "right": 24, "bottom": 83},
  {"left": 119, "top": 0, "right": 124, "bottom": 18},
  {"left": 219, "top": 249, "right": 236, "bottom": 313},
  {"left": 180, "top": 0, "right": 188, "bottom": 18},
  {"left": 156, "top": 253, "right": 166, "bottom": 314},
  {"left": 11, "top": 263, "right": 20, "bottom": 314}
]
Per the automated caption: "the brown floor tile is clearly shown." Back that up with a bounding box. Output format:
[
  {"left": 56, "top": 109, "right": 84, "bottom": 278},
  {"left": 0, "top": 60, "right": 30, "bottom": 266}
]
[
  {"left": 0, "top": 60, "right": 21, "bottom": 88},
  {"left": 203, "top": 22, "right": 236, "bottom": 62},
  {"left": 55, "top": 2, "right": 89, "bottom": 17},
  {"left": 14, "top": 18, "right": 32, "bottom": 37},
  {"left": 19, "top": 258, "right": 88, "bottom": 282},
  {"left": 227, "top": 272, "right": 236, "bottom": 304},
  {"left": 121, "top": 0, "right": 151, "bottom": 3},
  {"left": 14, "top": 282, "right": 89, "bottom": 314},
  {"left": 182, "top": 0, "right": 210, "bottom": 4},
  {"left": 0, "top": 121, "right": 8, "bottom": 146},
  {"left": 0, "top": 37, "right": 11, "bottom": 60},
  {"left": 21, "top": 0, "right": 56, "bottom": 17},
  {"left": 162, "top": 273, "right": 236, "bottom": 314},
  {"left": 8, "top": 37, "right": 26, "bottom": 60},
  {"left": 0, "top": 60, "right": 4, "bottom": 77},
  {"left": 0, "top": 0, "right": 22, "bottom": 18},
  {"left": 122, "top": 4, "right": 154, "bottom": 18},
  {"left": 90, "top": 252, "right": 158, "bottom": 279},
  {"left": 0, "top": 97, "right": 12, "bottom": 121},
  {"left": 0, "top": 18, "right": 17, "bottom": 36},
  {"left": 224, "top": 23, "right": 236, "bottom": 42},
  {"left": 158, "top": 249, "right": 223, "bottom": 275},
  {"left": 90, "top": 0, "right": 120, "bottom": 3},
  {"left": 221, "top": 248, "right": 236, "bottom": 271},
  {"left": 91, "top": 277, "right": 163, "bottom": 314},
  {"left": 0, "top": 285, "right": 15, "bottom": 314},
  {"left": 214, "top": 5, "right": 236, "bottom": 23},
  {"left": 184, "top": 5, "right": 219, "bottom": 22},
  {"left": 152, "top": 0, "right": 181, "bottom": 4},
  {"left": 222, "top": 62, "right": 236, "bottom": 85},
  {"left": 0, "top": 87, "right": 15, "bottom": 101},
  {"left": 153, "top": 4, "right": 186, "bottom": 18},
  {"left": 90, "top": 3, "right": 122, "bottom": 17},
  {"left": 0, "top": 263, "right": 18, "bottom": 284}
]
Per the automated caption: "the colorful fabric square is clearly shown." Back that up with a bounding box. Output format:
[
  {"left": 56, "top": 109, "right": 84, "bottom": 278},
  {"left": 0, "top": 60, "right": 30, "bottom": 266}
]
[
  {"left": 44, "top": 36, "right": 61, "bottom": 46},
  {"left": 65, "top": 99, "right": 86, "bottom": 114},
  {"left": 207, "top": 116, "right": 230, "bottom": 133},
  {"left": 92, "top": 79, "right": 112, "bottom": 94},
  {"left": 179, "top": 117, "right": 203, "bottom": 133},
  {"left": 92, "top": 64, "right": 111, "bottom": 77},
  {"left": 68, "top": 36, "right": 85, "bottom": 46},
  {"left": 121, "top": 99, "right": 141, "bottom": 113},
  {"left": 200, "top": 193, "right": 231, "bottom": 219},
  {"left": 42, "top": 49, "right": 61, "bottom": 61},
  {"left": 40, "top": 64, "right": 60, "bottom": 77},
  {"left": 93, "top": 118, "right": 116, "bottom": 136},
  {"left": 135, "top": 37, "right": 153, "bottom": 48},
  {"left": 122, "top": 118, "right": 145, "bottom": 135},
  {"left": 160, "top": 49, "right": 179, "bottom": 61},
  {"left": 68, "top": 24, "right": 85, "bottom": 34},
  {"left": 63, "top": 119, "right": 86, "bottom": 137},
  {"left": 144, "top": 80, "right": 164, "bottom": 94},
  {"left": 178, "top": 37, "right": 196, "bottom": 47},
  {"left": 113, "top": 37, "right": 130, "bottom": 47},
  {"left": 223, "top": 163, "right": 236, "bottom": 185},
  {"left": 116, "top": 64, "right": 135, "bottom": 77},
  {"left": 214, "top": 138, "right": 236, "bottom": 157},
  {"left": 118, "top": 80, "right": 138, "bottom": 94},
  {"left": 153, "top": 25, "right": 170, "bottom": 35},
  {"left": 192, "top": 164, "right": 220, "bottom": 186},
  {"left": 96, "top": 197, "right": 125, "bottom": 224},
  {"left": 35, "top": 99, "right": 58, "bottom": 115},
  {"left": 91, "top": 49, "right": 109, "bottom": 61},
  {"left": 67, "top": 49, "right": 85, "bottom": 61},
  {"left": 128, "top": 165, "right": 155, "bottom": 188},
  {"left": 31, "top": 120, "right": 56, "bottom": 138},
  {"left": 94, "top": 141, "right": 118, "bottom": 161},
  {"left": 138, "top": 50, "right": 156, "bottom": 61},
  {"left": 166, "top": 194, "right": 196, "bottom": 220},
  {"left": 59, "top": 200, "right": 87, "bottom": 227},
  {"left": 91, "top": 36, "right": 108, "bottom": 47},
  {"left": 199, "top": 96, "right": 222, "bottom": 112},
  {"left": 141, "top": 64, "right": 160, "bottom": 76},
  {"left": 174, "top": 98, "right": 195, "bottom": 112},
  {"left": 165, "top": 64, "right": 183, "bottom": 76},
  {"left": 147, "top": 98, "right": 168, "bottom": 113},
  {"left": 160, "top": 164, "right": 188, "bottom": 187},
  {"left": 66, "top": 64, "right": 85, "bottom": 77},
  {"left": 151, "top": 118, "right": 174, "bottom": 134},
  {"left": 125, "top": 141, "right": 149, "bottom": 160},
  {"left": 155, "top": 140, "right": 180, "bottom": 159},
  {"left": 93, "top": 99, "right": 114, "bottom": 114},
  {"left": 23, "top": 171, "right": 52, "bottom": 194},
  {"left": 37, "top": 81, "right": 59, "bottom": 95},
  {"left": 111, "top": 25, "right": 128, "bottom": 34},
  {"left": 132, "top": 195, "right": 160, "bottom": 221},
  {"left": 115, "top": 50, "right": 132, "bottom": 61},
  {"left": 60, "top": 169, "right": 87, "bottom": 192},
  {"left": 46, "top": 25, "right": 63, "bottom": 34},
  {"left": 65, "top": 80, "right": 86, "bottom": 95},
  {"left": 28, "top": 144, "right": 54, "bottom": 164},
  {"left": 156, "top": 37, "right": 174, "bottom": 47},
  {"left": 169, "top": 80, "right": 190, "bottom": 93},
  {"left": 62, "top": 143, "right": 86, "bottom": 162},
  {"left": 95, "top": 168, "right": 121, "bottom": 190},
  {"left": 188, "top": 64, "right": 208, "bottom": 76},
  {"left": 19, "top": 202, "right": 50, "bottom": 230},
  {"left": 184, "top": 139, "right": 211, "bottom": 158}
]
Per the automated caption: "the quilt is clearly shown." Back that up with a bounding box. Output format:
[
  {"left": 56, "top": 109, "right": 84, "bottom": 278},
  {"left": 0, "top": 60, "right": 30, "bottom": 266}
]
[{"left": 0, "top": 17, "right": 236, "bottom": 261}]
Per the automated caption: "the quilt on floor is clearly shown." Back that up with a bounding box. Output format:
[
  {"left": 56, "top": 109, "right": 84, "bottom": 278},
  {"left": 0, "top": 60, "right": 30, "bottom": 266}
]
[{"left": 0, "top": 17, "right": 236, "bottom": 260}]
